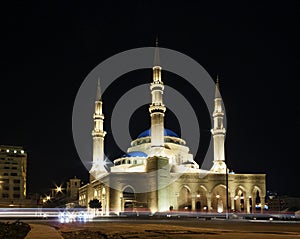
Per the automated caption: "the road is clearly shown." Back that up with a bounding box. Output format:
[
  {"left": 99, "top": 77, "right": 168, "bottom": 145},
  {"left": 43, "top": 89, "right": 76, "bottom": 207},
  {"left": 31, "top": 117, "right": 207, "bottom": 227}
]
[
  {"left": 3, "top": 217, "right": 299, "bottom": 238},
  {"left": 48, "top": 217, "right": 300, "bottom": 238}
]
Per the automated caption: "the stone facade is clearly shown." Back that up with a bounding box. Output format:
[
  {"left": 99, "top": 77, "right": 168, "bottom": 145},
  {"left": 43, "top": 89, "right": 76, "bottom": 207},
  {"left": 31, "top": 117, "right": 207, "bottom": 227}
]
[
  {"left": 79, "top": 170, "right": 266, "bottom": 214},
  {"left": 66, "top": 176, "right": 81, "bottom": 201}
]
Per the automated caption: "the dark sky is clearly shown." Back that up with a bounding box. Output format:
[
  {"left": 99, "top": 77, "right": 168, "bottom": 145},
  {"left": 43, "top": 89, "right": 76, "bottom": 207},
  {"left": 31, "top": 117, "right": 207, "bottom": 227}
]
[{"left": 1, "top": 1, "right": 299, "bottom": 196}]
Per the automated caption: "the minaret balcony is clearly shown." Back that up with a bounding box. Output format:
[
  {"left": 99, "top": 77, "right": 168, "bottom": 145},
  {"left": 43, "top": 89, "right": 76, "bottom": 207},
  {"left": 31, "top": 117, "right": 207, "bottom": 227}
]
[
  {"left": 150, "top": 83, "right": 164, "bottom": 91},
  {"left": 92, "top": 130, "right": 106, "bottom": 137},
  {"left": 211, "top": 128, "right": 226, "bottom": 135},
  {"left": 149, "top": 105, "right": 166, "bottom": 114},
  {"left": 93, "top": 114, "right": 104, "bottom": 120},
  {"left": 212, "top": 111, "right": 224, "bottom": 117}
]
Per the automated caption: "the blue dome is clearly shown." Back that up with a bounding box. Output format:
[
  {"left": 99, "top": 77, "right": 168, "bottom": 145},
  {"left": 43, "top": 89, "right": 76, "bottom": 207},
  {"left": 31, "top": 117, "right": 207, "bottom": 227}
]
[
  {"left": 137, "top": 128, "right": 179, "bottom": 139},
  {"left": 123, "top": 151, "right": 148, "bottom": 157}
]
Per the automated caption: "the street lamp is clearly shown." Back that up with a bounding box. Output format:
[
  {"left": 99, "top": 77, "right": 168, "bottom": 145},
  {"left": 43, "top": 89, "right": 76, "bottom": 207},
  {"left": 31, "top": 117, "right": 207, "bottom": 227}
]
[{"left": 56, "top": 186, "right": 62, "bottom": 193}]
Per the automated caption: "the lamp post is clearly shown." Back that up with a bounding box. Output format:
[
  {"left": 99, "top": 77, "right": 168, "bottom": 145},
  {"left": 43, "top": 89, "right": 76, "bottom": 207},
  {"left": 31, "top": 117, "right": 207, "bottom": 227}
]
[{"left": 225, "top": 165, "right": 229, "bottom": 219}]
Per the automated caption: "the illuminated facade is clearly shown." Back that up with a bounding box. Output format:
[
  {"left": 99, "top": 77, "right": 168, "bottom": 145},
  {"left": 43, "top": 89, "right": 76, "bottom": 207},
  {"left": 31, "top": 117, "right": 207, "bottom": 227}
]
[
  {"left": 79, "top": 45, "right": 266, "bottom": 214},
  {"left": 0, "top": 145, "right": 27, "bottom": 207}
]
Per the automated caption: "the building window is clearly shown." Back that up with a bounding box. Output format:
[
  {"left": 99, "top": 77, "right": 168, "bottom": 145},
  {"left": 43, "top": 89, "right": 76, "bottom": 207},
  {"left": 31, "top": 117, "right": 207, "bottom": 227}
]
[
  {"left": 2, "top": 194, "right": 9, "bottom": 198},
  {"left": 3, "top": 186, "right": 9, "bottom": 191},
  {"left": 13, "top": 194, "right": 20, "bottom": 198},
  {"left": 13, "top": 187, "right": 20, "bottom": 191},
  {"left": 13, "top": 179, "right": 20, "bottom": 183},
  {"left": 11, "top": 173, "right": 17, "bottom": 176},
  {"left": 4, "top": 167, "right": 9, "bottom": 169},
  {"left": 4, "top": 173, "right": 8, "bottom": 176}
]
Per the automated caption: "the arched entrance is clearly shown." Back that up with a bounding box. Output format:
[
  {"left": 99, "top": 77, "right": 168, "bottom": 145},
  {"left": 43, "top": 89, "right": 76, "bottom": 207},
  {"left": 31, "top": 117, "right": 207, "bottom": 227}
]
[
  {"left": 178, "top": 186, "right": 191, "bottom": 211},
  {"left": 252, "top": 187, "right": 261, "bottom": 212},
  {"left": 211, "top": 185, "right": 228, "bottom": 213},
  {"left": 122, "top": 186, "right": 136, "bottom": 211},
  {"left": 195, "top": 186, "right": 208, "bottom": 212},
  {"left": 233, "top": 187, "right": 246, "bottom": 212}
]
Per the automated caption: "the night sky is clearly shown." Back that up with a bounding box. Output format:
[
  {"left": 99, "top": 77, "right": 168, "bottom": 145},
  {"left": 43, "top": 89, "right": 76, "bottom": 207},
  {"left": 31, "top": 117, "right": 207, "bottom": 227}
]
[{"left": 1, "top": 1, "right": 299, "bottom": 196}]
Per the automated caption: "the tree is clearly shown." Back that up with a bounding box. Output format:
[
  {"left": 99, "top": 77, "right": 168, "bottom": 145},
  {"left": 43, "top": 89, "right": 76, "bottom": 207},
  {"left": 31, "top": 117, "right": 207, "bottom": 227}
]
[{"left": 88, "top": 199, "right": 102, "bottom": 216}]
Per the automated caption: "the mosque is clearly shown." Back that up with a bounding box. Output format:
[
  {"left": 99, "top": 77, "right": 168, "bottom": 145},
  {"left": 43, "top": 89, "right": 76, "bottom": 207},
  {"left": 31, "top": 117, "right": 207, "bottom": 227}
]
[{"left": 78, "top": 45, "right": 266, "bottom": 215}]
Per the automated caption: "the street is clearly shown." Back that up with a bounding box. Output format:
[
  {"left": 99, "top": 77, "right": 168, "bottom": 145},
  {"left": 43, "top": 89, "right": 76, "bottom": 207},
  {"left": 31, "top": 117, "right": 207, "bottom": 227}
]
[{"left": 49, "top": 217, "right": 300, "bottom": 239}]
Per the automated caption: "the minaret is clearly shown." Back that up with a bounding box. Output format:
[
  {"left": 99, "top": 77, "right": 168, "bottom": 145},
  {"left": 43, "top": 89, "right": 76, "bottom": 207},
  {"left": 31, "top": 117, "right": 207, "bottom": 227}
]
[
  {"left": 149, "top": 38, "right": 166, "bottom": 155},
  {"left": 210, "top": 76, "right": 227, "bottom": 173},
  {"left": 90, "top": 79, "right": 107, "bottom": 181}
]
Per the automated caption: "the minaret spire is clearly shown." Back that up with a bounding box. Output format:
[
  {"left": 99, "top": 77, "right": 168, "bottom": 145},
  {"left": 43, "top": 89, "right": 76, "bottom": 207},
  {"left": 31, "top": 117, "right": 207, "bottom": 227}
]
[
  {"left": 210, "top": 75, "right": 227, "bottom": 173},
  {"left": 154, "top": 35, "right": 160, "bottom": 68},
  {"left": 90, "top": 78, "right": 107, "bottom": 181},
  {"left": 215, "top": 74, "right": 221, "bottom": 98},
  {"left": 96, "top": 78, "right": 101, "bottom": 100}
]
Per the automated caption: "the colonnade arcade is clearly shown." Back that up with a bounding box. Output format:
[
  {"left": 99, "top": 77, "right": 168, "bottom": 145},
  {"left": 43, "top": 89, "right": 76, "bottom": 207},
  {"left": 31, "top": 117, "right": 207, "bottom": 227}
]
[
  {"left": 175, "top": 184, "right": 265, "bottom": 213},
  {"left": 89, "top": 184, "right": 265, "bottom": 214}
]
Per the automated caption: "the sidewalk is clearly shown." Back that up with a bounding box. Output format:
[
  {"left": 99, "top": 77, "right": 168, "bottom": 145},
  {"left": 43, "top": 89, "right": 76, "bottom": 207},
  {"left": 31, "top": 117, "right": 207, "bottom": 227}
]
[{"left": 25, "top": 224, "right": 63, "bottom": 239}]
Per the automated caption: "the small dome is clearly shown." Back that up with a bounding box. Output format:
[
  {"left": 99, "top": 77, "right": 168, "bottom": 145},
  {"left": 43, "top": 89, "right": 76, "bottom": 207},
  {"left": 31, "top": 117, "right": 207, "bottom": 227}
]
[
  {"left": 123, "top": 151, "right": 148, "bottom": 157},
  {"left": 137, "top": 128, "right": 179, "bottom": 139}
]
